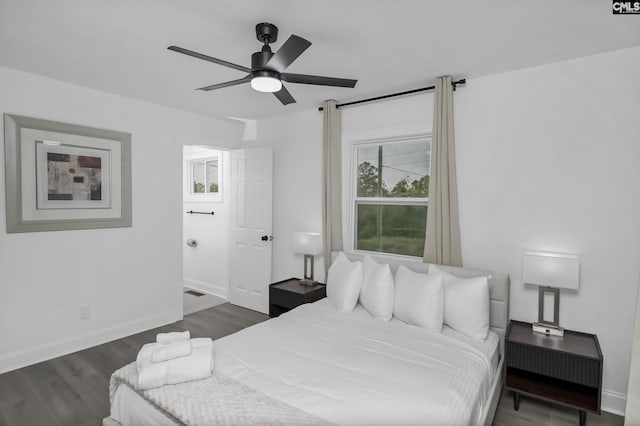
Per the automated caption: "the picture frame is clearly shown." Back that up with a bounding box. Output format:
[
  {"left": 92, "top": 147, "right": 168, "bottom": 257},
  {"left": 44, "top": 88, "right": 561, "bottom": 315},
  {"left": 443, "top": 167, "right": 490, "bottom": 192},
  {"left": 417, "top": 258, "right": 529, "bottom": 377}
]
[{"left": 3, "top": 114, "right": 132, "bottom": 232}]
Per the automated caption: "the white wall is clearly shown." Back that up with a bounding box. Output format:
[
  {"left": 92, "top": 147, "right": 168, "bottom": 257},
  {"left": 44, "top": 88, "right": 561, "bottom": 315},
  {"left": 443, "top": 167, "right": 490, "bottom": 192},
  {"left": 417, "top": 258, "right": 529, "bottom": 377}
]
[
  {"left": 182, "top": 146, "right": 231, "bottom": 298},
  {"left": 260, "top": 47, "right": 640, "bottom": 414},
  {"left": 255, "top": 110, "right": 325, "bottom": 283},
  {"left": 454, "top": 47, "right": 640, "bottom": 414},
  {"left": 0, "top": 66, "right": 242, "bottom": 373}
]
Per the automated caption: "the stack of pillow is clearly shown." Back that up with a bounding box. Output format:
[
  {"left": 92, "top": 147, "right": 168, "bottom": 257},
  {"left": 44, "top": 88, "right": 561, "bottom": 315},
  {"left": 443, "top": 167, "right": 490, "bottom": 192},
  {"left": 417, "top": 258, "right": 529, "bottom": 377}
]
[{"left": 326, "top": 252, "right": 491, "bottom": 341}]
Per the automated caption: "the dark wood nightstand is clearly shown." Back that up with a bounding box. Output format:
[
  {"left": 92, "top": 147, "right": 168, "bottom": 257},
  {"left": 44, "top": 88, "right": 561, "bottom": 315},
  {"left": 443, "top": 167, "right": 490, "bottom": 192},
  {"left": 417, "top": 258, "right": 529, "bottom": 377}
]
[
  {"left": 269, "top": 278, "right": 326, "bottom": 318},
  {"left": 505, "top": 320, "right": 603, "bottom": 426}
]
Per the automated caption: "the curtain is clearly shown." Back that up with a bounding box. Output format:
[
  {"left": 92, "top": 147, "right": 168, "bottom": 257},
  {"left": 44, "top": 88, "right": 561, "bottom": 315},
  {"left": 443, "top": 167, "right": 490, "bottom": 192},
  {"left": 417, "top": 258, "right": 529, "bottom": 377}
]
[
  {"left": 423, "top": 76, "right": 462, "bottom": 267},
  {"left": 322, "top": 100, "right": 343, "bottom": 274}
]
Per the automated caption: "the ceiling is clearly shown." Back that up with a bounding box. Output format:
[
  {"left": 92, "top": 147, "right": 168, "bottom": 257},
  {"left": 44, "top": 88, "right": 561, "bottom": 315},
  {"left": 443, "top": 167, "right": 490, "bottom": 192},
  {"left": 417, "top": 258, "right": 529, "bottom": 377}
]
[{"left": 0, "top": 1, "right": 638, "bottom": 121}]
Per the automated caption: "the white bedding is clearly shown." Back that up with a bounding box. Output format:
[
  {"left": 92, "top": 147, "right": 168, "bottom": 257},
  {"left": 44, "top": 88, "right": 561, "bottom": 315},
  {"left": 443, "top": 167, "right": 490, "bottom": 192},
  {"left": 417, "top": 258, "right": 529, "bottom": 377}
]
[
  {"left": 111, "top": 299, "right": 497, "bottom": 426},
  {"left": 214, "top": 299, "right": 494, "bottom": 425},
  {"left": 441, "top": 324, "right": 500, "bottom": 372}
]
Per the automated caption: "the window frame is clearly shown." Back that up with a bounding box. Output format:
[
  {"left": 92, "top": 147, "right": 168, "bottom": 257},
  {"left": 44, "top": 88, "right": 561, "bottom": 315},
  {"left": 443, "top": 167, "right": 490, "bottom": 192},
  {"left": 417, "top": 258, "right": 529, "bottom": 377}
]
[
  {"left": 347, "top": 134, "right": 431, "bottom": 260},
  {"left": 184, "top": 155, "right": 223, "bottom": 203}
]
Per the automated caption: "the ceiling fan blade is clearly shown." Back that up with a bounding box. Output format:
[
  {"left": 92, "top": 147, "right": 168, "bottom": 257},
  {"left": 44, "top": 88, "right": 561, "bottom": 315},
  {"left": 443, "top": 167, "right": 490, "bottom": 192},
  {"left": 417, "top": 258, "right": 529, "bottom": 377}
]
[
  {"left": 282, "top": 73, "right": 357, "bottom": 88},
  {"left": 273, "top": 85, "right": 296, "bottom": 105},
  {"left": 168, "top": 46, "right": 251, "bottom": 73},
  {"left": 265, "top": 35, "right": 311, "bottom": 73},
  {"left": 196, "top": 75, "right": 252, "bottom": 91}
]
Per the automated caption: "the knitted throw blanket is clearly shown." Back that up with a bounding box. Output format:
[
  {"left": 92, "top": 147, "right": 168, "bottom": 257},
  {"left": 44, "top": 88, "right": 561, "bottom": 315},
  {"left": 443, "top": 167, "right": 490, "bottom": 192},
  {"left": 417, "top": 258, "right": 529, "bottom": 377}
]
[{"left": 109, "top": 362, "right": 332, "bottom": 426}]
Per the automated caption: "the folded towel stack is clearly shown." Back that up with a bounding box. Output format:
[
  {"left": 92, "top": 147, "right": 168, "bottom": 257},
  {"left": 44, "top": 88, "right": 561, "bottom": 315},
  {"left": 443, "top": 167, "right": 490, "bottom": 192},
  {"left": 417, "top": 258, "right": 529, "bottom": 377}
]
[{"left": 135, "top": 331, "right": 214, "bottom": 390}]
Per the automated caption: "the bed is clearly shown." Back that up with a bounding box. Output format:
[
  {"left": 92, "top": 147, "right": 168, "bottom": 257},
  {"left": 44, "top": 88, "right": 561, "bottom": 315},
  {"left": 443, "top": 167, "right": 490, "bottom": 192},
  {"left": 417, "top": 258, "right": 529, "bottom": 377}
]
[{"left": 104, "top": 253, "right": 510, "bottom": 426}]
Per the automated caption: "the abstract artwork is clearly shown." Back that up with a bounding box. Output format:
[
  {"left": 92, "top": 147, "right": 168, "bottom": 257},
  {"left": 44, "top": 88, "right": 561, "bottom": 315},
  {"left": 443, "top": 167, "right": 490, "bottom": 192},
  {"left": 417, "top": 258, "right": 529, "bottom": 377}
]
[
  {"left": 36, "top": 142, "right": 111, "bottom": 209},
  {"left": 47, "top": 153, "right": 102, "bottom": 201}
]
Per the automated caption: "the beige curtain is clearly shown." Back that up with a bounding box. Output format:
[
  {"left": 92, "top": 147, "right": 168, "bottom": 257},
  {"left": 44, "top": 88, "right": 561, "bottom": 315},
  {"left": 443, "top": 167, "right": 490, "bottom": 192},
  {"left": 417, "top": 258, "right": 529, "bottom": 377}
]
[
  {"left": 322, "top": 100, "right": 343, "bottom": 274},
  {"left": 423, "top": 76, "right": 462, "bottom": 266}
]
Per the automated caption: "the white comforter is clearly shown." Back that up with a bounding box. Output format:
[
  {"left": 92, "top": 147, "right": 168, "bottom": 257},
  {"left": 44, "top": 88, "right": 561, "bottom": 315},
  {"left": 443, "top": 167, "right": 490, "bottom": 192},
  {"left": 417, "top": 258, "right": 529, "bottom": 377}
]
[{"left": 213, "top": 299, "right": 494, "bottom": 426}]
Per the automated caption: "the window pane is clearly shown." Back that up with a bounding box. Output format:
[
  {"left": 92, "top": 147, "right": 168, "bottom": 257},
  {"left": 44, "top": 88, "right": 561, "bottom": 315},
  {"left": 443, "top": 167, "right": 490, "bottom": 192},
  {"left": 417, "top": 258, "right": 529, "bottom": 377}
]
[
  {"left": 356, "top": 145, "right": 381, "bottom": 197},
  {"left": 356, "top": 204, "right": 427, "bottom": 257},
  {"left": 382, "top": 141, "right": 429, "bottom": 198},
  {"left": 356, "top": 141, "right": 430, "bottom": 199},
  {"left": 206, "top": 159, "right": 219, "bottom": 193},
  {"left": 192, "top": 162, "right": 205, "bottom": 193}
]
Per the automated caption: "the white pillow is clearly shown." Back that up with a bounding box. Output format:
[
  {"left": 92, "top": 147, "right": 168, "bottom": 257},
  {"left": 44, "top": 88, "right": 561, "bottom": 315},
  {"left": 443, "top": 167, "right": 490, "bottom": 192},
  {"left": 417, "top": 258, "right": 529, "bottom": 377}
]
[
  {"left": 429, "top": 264, "right": 490, "bottom": 341},
  {"left": 393, "top": 265, "right": 444, "bottom": 332},
  {"left": 326, "top": 252, "right": 363, "bottom": 313},
  {"left": 359, "top": 256, "right": 394, "bottom": 321}
]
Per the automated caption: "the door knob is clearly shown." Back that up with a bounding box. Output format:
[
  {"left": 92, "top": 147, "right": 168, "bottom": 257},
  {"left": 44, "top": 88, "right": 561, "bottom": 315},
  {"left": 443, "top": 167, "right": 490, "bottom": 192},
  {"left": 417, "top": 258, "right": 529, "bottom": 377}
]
[{"left": 261, "top": 235, "right": 273, "bottom": 241}]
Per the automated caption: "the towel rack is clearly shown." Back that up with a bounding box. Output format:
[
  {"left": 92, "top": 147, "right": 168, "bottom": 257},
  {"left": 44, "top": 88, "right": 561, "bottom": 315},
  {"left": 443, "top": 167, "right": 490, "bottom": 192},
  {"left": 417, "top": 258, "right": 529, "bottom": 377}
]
[{"left": 186, "top": 210, "right": 215, "bottom": 215}]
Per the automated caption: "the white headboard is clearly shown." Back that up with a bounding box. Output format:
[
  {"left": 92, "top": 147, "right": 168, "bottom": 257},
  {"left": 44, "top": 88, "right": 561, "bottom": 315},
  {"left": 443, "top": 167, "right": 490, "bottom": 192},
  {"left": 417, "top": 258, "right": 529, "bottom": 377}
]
[{"left": 334, "top": 252, "right": 511, "bottom": 354}]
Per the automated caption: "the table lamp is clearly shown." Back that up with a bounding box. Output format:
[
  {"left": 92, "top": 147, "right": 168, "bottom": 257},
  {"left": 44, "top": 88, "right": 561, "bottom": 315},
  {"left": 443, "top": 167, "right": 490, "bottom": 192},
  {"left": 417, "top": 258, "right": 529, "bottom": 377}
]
[
  {"left": 292, "top": 232, "right": 323, "bottom": 285},
  {"left": 523, "top": 252, "right": 580, "bottom": 337}
]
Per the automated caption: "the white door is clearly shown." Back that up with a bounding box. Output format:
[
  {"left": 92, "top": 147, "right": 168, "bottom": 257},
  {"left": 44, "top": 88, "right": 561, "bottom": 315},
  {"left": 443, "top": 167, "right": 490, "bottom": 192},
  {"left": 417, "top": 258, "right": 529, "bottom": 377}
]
[{"left": 229, "top": 147, "right": 273, "bottom": 313}]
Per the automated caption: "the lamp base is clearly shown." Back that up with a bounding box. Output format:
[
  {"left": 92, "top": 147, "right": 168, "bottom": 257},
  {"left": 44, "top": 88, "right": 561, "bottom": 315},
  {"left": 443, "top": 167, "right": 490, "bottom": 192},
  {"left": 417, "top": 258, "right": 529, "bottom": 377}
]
[
  {"left": 532, "top": 322, "right": 565, "bottom": 337},
  {"left": 298, "top": 278, "right": 318, "bottom": 286}
]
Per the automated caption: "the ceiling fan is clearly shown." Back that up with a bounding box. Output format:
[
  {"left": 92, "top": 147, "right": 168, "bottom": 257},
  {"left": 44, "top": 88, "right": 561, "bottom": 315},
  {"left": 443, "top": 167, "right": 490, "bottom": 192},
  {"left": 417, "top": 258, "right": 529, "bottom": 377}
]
[{"left": 168, "top": 22, "right": 357, "bottom": 105}]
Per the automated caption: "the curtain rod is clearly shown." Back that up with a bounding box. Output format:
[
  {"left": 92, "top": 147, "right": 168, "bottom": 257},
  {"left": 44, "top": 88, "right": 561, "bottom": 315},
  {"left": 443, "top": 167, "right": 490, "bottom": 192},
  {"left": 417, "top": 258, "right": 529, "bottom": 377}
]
[{"left": 318, "top": 78, "right": 465, "bottom": 111}]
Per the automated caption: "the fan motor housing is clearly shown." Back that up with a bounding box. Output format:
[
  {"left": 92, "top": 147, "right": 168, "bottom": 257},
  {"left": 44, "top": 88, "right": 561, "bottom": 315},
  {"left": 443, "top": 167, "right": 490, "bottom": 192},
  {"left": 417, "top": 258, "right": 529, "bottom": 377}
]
[{"left": 251, "top": 49, "right": 273, "bottom": 70}]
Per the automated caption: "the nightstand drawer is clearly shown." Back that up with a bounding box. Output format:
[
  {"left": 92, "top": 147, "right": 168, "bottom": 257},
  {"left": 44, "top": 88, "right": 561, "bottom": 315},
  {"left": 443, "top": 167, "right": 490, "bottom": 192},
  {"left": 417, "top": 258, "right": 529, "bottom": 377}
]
[
  {"left": 507, "top": 341, "right": 600, "bottom": 387},
  {"left": 270, "top": 287, "right": 306, "bottom": 309}
]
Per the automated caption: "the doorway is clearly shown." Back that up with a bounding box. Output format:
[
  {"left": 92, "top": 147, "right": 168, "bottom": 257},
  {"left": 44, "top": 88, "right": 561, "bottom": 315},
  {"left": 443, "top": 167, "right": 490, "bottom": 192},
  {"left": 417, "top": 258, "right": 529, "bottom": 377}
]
[
  {"left": 181, "top": 145, "right": 274, "bottom": 315},
  {"left": 182, "top": 145, "right": 230, "bottom": 314}
]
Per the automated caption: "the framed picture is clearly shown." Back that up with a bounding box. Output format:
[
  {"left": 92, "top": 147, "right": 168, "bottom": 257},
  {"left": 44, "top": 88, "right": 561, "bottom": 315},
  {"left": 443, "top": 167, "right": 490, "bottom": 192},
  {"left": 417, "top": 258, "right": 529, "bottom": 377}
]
[{"left": 4, "top": 114, "right": 132, "bottom": 233}]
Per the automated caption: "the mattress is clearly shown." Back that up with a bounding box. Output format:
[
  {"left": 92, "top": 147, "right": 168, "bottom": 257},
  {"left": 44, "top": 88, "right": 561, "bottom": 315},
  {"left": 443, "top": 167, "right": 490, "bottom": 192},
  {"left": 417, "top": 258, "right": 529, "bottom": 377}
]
[{"left": 110, "top": 299, "right": 497, "bottom": 425}]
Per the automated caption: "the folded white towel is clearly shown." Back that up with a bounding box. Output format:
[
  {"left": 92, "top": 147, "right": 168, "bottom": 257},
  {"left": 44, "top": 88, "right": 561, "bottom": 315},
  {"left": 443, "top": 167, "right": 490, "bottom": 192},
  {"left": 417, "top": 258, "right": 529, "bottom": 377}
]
[
  {"left": 166, "top": 345, "right": 214, "bottom": 385},
  {"left": 136, "top": 337, "right": 213, "bottom": 390},
  {"left": 151, "top": 340, "right": 192, "bottom": 363},
  {"left": 156, "top": 330, "right": 190, "bottom": 343},
  {"left": 137, "top": 359, "right": 168, "bottom": 390},
  {"left": 136, "top": 342, "right": 159, "bottom": 369},
  {"left": 136, "top": 338, "right": 212, "bottom": 370}
]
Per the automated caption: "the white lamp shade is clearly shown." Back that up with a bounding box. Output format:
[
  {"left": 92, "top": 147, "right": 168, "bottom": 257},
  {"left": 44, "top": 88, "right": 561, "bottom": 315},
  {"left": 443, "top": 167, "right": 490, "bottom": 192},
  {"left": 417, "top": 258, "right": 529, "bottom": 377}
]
[
  {"left": 292, "top": 232, "right": 323, "bottom": 255},
  {"left": 523, "top": 252, "right": 580, "bottom": 290},
  {"left": 250, "top": 76, "right": 282, "bottom": 93}
]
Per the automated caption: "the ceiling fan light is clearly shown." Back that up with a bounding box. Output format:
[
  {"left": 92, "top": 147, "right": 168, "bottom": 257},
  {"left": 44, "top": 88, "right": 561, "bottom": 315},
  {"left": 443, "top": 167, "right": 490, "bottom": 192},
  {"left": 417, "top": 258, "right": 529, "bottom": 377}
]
[{"left": 251, "top": 76, "right": 282, "bottom": 93}]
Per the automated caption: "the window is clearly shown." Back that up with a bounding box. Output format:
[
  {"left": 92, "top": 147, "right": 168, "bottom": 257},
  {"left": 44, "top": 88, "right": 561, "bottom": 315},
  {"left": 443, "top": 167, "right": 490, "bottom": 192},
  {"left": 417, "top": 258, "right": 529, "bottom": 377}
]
[
  {"left": 184, "top": 151, "right": 223, "bottom": 203},
  {"left": 352, "top": 137, "right": 430, "bottom": 258},
  {"left": 190, "top": 158, "right": 219, "bottom": 194}
]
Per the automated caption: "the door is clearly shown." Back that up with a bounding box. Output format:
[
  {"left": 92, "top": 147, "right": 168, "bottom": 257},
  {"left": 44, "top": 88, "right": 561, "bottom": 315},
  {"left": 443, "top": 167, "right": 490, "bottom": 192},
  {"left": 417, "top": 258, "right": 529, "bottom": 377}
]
[{"left": 229, "top": 147, "right": 273, "bottom": 313}]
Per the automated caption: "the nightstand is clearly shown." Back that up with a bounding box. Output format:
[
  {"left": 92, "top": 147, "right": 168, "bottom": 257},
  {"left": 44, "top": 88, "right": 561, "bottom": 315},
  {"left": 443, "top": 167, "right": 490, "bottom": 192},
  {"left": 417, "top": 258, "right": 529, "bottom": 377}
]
[
  {"left": 269, "top": 278, "right": 326, "bottom": 318},
  {"left": 505, "top": 320, "right": 603, "bottom": 426}
]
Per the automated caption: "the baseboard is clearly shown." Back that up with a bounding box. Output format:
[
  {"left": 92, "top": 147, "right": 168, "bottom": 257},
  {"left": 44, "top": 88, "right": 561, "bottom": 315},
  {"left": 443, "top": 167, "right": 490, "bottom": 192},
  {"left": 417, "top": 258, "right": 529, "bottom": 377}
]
[
  {"left": 602, "top": 388, "right": 626, "bottom": 416},
  {"left": 0, "top": 309, "right": 181, "bottom": 374},
  {"left": 184, "top": 278, "right": 227, "bottom": 299}
]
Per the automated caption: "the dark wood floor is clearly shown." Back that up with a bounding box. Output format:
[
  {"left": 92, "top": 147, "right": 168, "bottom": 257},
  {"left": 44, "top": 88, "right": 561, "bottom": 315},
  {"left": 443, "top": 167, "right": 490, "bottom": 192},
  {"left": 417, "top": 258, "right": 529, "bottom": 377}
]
[
  {"left": 0, "top": 303, "right": 267, "bottom": 426},
  {"left": 493, "top": 389, "right": 623, "bottom": 426},
  {"left": 0, "top": 303, "right": 625, "bottom": 426}
]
